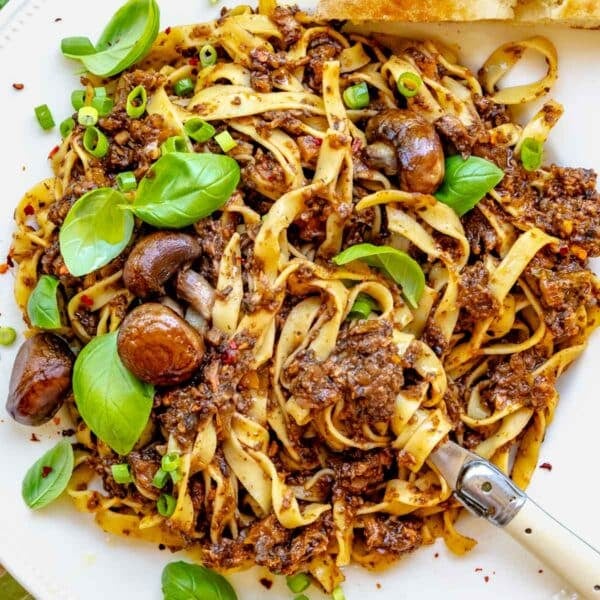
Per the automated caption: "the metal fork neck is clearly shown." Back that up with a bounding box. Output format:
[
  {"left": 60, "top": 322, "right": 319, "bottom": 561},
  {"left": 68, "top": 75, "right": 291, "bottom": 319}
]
[{"left": 455, "top": 460, "right": 527, "bottom": 526}]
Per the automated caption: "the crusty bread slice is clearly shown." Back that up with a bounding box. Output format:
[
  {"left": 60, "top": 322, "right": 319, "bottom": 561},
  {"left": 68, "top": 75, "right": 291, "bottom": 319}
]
[
  {"left": 315, "top": 0, "right": 516, "bottom": 22},
  {"left": 315, "top": 0, "right": 600, "bottom": 27},
  {"left": 515, "top": 0, "right": 600, "bottom": 27}
]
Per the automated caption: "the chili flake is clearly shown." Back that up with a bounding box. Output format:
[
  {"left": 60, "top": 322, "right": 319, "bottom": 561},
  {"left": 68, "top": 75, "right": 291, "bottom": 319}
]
[
  {"left": 80, "top": 294, "right": 94, "bottom": 308},
  {"left": 12, "top": 83, "right": 24, "bottom": 90},
  {"left": 0, "top": 263, "right": 9, "bottom": 274},
  {"left": 41, "top": 466, "right": 53, "bottom": 478},
  {"left": 539, "top": 462, "right": 553, "bottom": 471},
  {"left": 23, "top": 204, "right": 35, "bottom": 216}
]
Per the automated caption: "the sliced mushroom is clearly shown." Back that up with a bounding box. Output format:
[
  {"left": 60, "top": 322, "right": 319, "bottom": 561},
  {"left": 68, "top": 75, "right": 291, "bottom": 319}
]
[
  {"left": 7, "top": 333, "right": 74, "bottom": 426},
  {"left": 175, "top": 269, "right": 215, "bottom": 320},
  {"left": 117, "top": 303, "right": 205, "bottom": 386},
  {"left": 123, "top": 231, "right": 201, "bottom": 298},
  {"left": 365, "top": 109, "right": 445, "bottom": 194}
]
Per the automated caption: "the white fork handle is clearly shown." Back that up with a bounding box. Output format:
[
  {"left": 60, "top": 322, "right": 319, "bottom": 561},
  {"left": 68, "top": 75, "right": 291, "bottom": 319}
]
[{"left": 505, "top": 497, "right": 600, "bottom": 599}]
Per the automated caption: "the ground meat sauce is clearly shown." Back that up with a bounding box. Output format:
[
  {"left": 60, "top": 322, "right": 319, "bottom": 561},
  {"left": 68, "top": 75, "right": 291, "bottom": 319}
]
[
  {"left": 284, "top": 319, "right": 404, "bottom": 425},
  {"left": 359, "top": 515, "right": 422, "bottom": 560},
  {"left": 458, "top": 262, "right": 499, "bottom": 321}
]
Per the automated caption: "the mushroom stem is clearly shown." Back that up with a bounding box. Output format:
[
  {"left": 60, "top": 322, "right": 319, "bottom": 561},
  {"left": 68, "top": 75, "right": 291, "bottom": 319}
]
[{"left": 176, "top": 269, "right": 216, "bottom": 321}]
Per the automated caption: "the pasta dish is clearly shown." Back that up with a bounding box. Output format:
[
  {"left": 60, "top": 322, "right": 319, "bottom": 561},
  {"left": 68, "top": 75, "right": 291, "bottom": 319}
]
[{"left": 7, "top": 1, "right": 600, "bottom": 593}]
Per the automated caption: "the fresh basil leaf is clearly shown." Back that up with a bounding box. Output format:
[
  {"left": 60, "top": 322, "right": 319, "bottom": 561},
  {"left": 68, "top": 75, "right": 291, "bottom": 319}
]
[
  {"left": 349, "top": 293, "right": 378, "bottom": 319},
  {"left": 133, "top": 152, "right": 241, "bottom": 228},
  {"left": 59, "top": 187, "right": 134, "bottom": 277},
  {"left": 61, "top": 0, "right": 160, "bottom": 77},
  {"left": 27, "top": 275, "right": 61, "bottom": 329},
  {"left": 161, "top": 561, "right": 238, "bottom": 600},
  {"left": 434, "top": 155, "right": 504, "bottom": 216},
  {"left": 333, "top": 243, "right": 425, "bottom": 308},
  {"left": 73, "top": 331, "right": 154, "bottom": 455},
  {"left": 22, "top": 439, "right": 74, "bottom": 510}
]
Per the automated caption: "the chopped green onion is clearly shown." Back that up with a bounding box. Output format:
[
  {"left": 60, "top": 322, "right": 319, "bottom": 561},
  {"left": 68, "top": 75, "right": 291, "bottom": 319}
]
[
  {"left": 286, "top": 573, "right": 311, "bottom": 594},
  {"left": 126, "top": 85, "right": 147, "bottom": 119},
  {"left": 94, "top": 86, "right": 107, "bottom": 98},
  {"left": 295, "top": 596, "right": 309, "bottom": 600},
  {"left": 92, "top": 96, "right": 114, "bottom": 117},
  {"left": 397, "top": 71, "right": 423, "bottom": 98},
  {"left": 183, "top": 118, "right": 215, "bottom": 143},
  {"left": 116, "top": 171, "right": 137, "bottom": 192},
  {"left": 111, "top": 463, "right": 133, "bottom": 484},
  {"left": 332, "top": 586, "right": 345, "bottom": 600},
  {"left": 0, "top": 326, "right": 17, "bottom": 346},
  {"left": 342, "top": 82, "right": 370, "bottom": 109},
  {"left": 34, "top": 104, "right": 55, "bottom": 130},
  {"left": 60, "top": 117, "right": 76, "bottom": 139},
  {"left": 214, "top": 130, "right": 237, "bottom": 152},
  {"left": 170, "top": 469, "right": 182, "bottom": 484},
  {"left": 161, "top": 136, "right": 188, "bottom": 155},
  {"left": 78, "top": 106, "right": 98, "bottom": 126},
  {"left": 83, "top": 126, "right": 109, "bottom": 158},
  {"left": 61, "top": 36, "right": 95, "bottom": 57},
  {"left": 157, "top": 493, "right": 177, "bottom": 517},
  {"left": 173, "top": 77, "right": 195, "bottom": 97},
  {"left": 71, "top": 90, "right": 86, "bottom": 111},
  {"left": 521, "top": 137, "right": 543, "bottom": 172},
  {"left": 161, "top": 452, "right": 180, "bottom": 473},
  {"left": 349, "top": 293, "right": 378, "bottom": 320},
  {"left": 200, "top": 44, "right": 217, "bottom": 67},
  {"left": 152, "top": 468, "right": 169, "bottom": 489}
]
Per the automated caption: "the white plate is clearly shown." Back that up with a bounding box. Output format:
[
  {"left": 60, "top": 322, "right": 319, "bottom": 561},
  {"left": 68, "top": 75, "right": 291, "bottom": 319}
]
[{"left": 1, "top": 2, "right": 599, "bottom": 599}]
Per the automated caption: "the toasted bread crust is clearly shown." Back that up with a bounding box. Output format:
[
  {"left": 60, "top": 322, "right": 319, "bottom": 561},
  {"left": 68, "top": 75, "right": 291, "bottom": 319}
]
[
  {"left": 315, "top": 0, "right": 600, "bottom": 26},
  {"left": 315, "top": 0, "right": 515, "bottom": 21}
]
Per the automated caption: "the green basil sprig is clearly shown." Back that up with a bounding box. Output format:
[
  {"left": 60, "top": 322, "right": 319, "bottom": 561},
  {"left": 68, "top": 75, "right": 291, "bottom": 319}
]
[
  {"left": 61, "top": 0, "right": 160, "bottom": 77},
  {"left": 22, "top": 439, "right": 74, "bottom": 510},
  {"left": 59, "top": 188, "right": 134, "bottom": 277},
  {"left": 27, "top": 275, "right": 61, "bottom": 329},
  {"left": 73, "top": 331, "right": 154, "bottom": 455},
  {"left": 333, "top": 243, "right": 425, "bottom": 308},
  {"left": 434, "top": 155, "right": 504, "bottom": 216},
  {"left": 161, "top": 561, "right": 238, "bottom": 600},
  {"left": 131, "top": 152, "right": 240, "bottom": 228}
]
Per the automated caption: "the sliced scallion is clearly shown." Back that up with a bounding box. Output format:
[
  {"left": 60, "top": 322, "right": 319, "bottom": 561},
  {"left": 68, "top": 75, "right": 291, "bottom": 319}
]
[
  {"left": 200, "top": 44, "right": 217, "bottom": 67},
  {"left": 161, "top": 136, "right": 188, "bottom": 155},
  {"left": 92, "top": 95, "right": 113, "bottom": 117},
  {"left": 161, "top": 452, "right": 180, "bottom": 473},
  {"left": 111, "top": 463, "right": 133, "bottom": 484},
  {"left": 116, "top": 171, "right": 137, "bottom": 192},
  {"left": 82, "top": 126, "right": 109, "bottom": 158},
  {"left": 286, "top": 573, "right": 311, "bottom": 594},
  {"left": 78, "top": 105, "right": 99, "bottom": 126},
  {"left": 183, "top": 118, "right": 215, "bottom": 143},
  {"left": 397, "top": 72, "right": 422, "bottom": 98},
  {"left": 0, "top": 326, "right": 17, "bottom": 346},
  {"left": 173, "top": 77, "right": 194, "bottom": 97},
  {"left": 342, "top": 82, "right": 370, "bottom": 109},
  {"left": 521, "top": 137, "right": 543, "bottom": 172},
  {"left": 71, "top": 89, "right": 86, "bottom": 111},
  {"left": 152, "top": 468, "right": 169, "bottom": 489},
  {"left": 34, "top": 104, "right": 55, "bottom": 130},
  {"left": 126, "top": 85, "right": 147, "bottom": 119},
  {"left": 60, "top": 117, "right": 76, "bottom": 139},
  {"left": 157, "top": 493, "right": 176, "bottom": 517},
  {"left": 214, "top": 130, "right": 237, "bottom": 152}
]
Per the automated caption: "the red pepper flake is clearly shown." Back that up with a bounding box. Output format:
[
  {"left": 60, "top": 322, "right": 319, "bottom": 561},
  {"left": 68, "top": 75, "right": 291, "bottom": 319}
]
[
  {"left": 351, "top": 137, "right": 363, "bottom": 153},
  {"left": 0, "top": 263, "right": 8, "bottom": 274},
  {"left": 48, "top": 145, "right": 60, "bottom": 160},
  {"left": 558, "top": 244, "right": 569, "bottom": 256},
  {"left": 6, "top": 254, "right": 14, "bottom": 267},
  {"left": 475, "top": 567, "right": 483, "bottom": 572},
  {"left": 376, "top": 583, "right": 382, "bottom": 589},
  {"left": 222, "top": 343, "right": 238, "bottom": 365},
  {"left": 80, "top": 294, "right": 94, "bottom": 308},
  {"left": 484, "top": 576, "right": 490, "bottom": 583},
  {"left": 539, "top": 462, "right": 553, "bottom": 471},
  {"left": 41, "top": 466, "right": 53, "bottom": 478},
  {"left": 54, "top": 17, "right": 62, "bottom": 22},
  {"left": 30, "top": 433, "right": 40, "bottom": 442},
  {"left": 12, "top": 83, "right": 24, "bottom": 90},
  {"left": 259, "top": 577, "right": 273, "bottom": 590},
  {"left": 23, "top": 204, "right": 35, "bottom": 216},
  {"left": 53, "top": 416, "right": 61, "bottom": 426},
  {"left": 434, "top": 552, "right": 439, "bottom": 558},
  {"left": 165, "top": 26, "right": 172, "bottom": 34},
  {"left": 158, "top": 543, "right": 166, "bottom": 551},
  {"left": 538, "top": 569, "right": 544, "bottom": 574},
  {"left": 189, "top": 56, "right": 199, "bottom": 66}
]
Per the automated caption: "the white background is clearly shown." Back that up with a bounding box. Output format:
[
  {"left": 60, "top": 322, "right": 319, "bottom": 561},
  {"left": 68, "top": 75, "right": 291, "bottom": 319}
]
[{"left": 0, "top": 1, "right": 599, "bottom": 599}]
